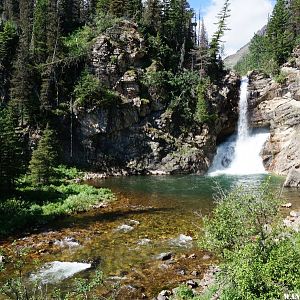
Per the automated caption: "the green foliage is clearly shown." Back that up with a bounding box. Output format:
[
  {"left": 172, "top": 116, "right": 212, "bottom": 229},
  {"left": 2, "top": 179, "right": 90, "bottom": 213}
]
[
  {"left": 175, "top": 285, "right": 195, "bottom": 299},
  {"left": 54, "top": 164, "right": 83, "bottom": 181},
  {"left": 63, "top": 12, "right": 119, "bottom": 59},
  {"left": 0, "top": 108, "right": 23, "bottom": 191},
  {"left": 167, "top": 70, "right": 200, "bottom": 122},
  {"left": 74, "top": 71, "right": 119, "bottom": 108},
  {"left": 194, "top": 78, "right": 212, "bottom": 123},
  {"left": 142, "top": 69, "right": 172, "bottom": 89},
  {"left": 199, "top": 180, "right": 281, "bottom": 255},
  {"left": 199, "top": 180, "right": 300, "bottom": 299},
  {"left": 274, "top": 71, "right": 287, "bottom": 84},
  {"left": 0, "top": 21, "right": 18, "bottom": 67},
  {"left": 29, "top": 125, "right": 58, "bottom": 185},
  {"left": 235, "top": 0, "right": 298, "bottom": 75},
  {"left": 74, "top": 71, "right": 102, "bottom": 105},
  {"left": 0, "top": 166, "right": 114, "bottom": 237},
  {"left": 63, "top": 25, "right": 94, "bottom": 57},
  {"left": 209, "top": 0, "right": 231, "bottom": 74},
  {"left": 219, "top": 235, "right": 300, "bottom": 299}
]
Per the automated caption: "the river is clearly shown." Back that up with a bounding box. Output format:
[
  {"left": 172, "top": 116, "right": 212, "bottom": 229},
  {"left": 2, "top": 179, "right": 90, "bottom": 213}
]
[{"left": 1, "top": 174, "right": 299, "bottom": 299}]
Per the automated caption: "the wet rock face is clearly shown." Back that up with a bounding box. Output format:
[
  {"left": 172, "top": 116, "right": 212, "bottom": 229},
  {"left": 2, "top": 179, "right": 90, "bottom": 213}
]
[
  {"left": 248, "top": 47, "right": 300, "bottom": 175},
  {"left": 72, "top": 21, "right": 240, "bottom": 176}
]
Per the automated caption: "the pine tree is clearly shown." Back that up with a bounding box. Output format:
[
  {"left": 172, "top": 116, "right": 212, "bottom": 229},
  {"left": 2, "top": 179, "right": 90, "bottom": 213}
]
[
  {"left": 32, "top": 0, "right": 49, "bottom": 63},
  {"left": 197, "top": 19, "right": 209, "bottom": 77},
  {"left": 10, "top": 0, "right": 35, "bottom": 125},
  {"left": 143, "top": 0, "right": 162, "bottom": 34},
  {"left": 290, "top": 0, "right": 300, "bottom": 37},
  {"left": 0, "top": 21, "right": 18, "bottom": 104},
  {"left": 209, "top": 0, "right": 231, "bottom": 61},
  {"left": 126, "top": 0, "right": 143, "bottom": 21},
  {"left": 29, "top": 125, "right": 58, "bottom": 185},
  {"left": 59, "top": 0, "right": 81, "bottom": 34},
  {"left": 97, "top": 0, "right": 111, "bottom": 14},
  {"left": 109, "top": 0, "right": 126, "bottom": 17},
  {"left": 266, "top": 0, "right": 293, "bottom": 66},
  {"left": 0, "top": 108, "right": 23, "bottom": 191}
]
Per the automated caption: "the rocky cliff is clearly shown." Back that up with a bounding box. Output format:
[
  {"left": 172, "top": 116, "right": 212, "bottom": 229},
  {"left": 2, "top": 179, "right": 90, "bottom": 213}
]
[
  {"left": 71, "top": 21, "right": 240, "bottom": 176},
  {"left": 248, "top": 47, "right": 300, "bottom": 183}
]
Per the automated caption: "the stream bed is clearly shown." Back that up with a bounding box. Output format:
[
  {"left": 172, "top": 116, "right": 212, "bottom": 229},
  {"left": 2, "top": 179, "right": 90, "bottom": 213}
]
[{"left": 1, "top": 174, "right": 299, "bottom": 299}]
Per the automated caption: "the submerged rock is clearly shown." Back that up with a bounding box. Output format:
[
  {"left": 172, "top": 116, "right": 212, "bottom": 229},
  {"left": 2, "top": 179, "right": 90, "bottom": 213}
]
[
  {"left": 157, "top": 289, "right": 172, "bottom": 300},
  {"left": 115, "top": 224, "right": 135, "bottom": 233},
  {"left": 53, "top": 237, "right": 80, "bottom": 248},
  {"left": 156, "top": 252, "right": 173, "bottom": 261},
  {"left": 137, "top": 238, "right": 151, "bottom": 246},
  {"left": 169, "top": 234, "right": 193, "bottom": 248}
]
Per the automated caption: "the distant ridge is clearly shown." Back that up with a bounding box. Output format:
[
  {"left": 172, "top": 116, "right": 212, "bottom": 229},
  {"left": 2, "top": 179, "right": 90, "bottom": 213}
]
[{"left": 224, "top": 26, "right": 267, "bottom": 70}]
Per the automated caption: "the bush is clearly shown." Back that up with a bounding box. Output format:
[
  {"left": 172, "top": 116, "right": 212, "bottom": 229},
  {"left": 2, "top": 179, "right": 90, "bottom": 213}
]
[
  {"left": 175, "top": 285, "right": 195, "bottom": 299},
  {"left": 74, "top": 70, "right": 119, "bottom": 108},
  {"left": 274, "top": 72, "right": 287, "bottom": 84},
  {"left": 199, "top": 179, "right": 300, "bottom": 299},
  {"left": 0, "top": 166, "right": 114, "bottom": 237}
]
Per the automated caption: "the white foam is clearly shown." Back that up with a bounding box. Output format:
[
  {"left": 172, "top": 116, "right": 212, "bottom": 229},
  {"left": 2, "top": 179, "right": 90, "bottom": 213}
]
[{"left": 30, "top": 261, "right": 91, "bottom": 284}]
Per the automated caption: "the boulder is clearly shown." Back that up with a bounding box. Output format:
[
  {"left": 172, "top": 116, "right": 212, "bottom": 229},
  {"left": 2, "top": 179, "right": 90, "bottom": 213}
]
[{"left": 284, "top": 167, "right": 300, "bottom": 188}]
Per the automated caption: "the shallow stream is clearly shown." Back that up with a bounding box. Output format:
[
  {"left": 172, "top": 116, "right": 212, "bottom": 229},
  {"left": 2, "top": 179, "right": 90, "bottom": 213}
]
[{"left": 1, "top": 174, "right": 299, "bottom": 299}]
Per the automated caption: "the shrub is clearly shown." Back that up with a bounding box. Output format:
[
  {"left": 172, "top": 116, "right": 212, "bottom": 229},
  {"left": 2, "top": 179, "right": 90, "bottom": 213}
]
[
  {"left": 74, "top": 71, "right": 119, "bottom": 108},
  {"left": 199, "top": 180, "right": 300, "bottom": 299}
]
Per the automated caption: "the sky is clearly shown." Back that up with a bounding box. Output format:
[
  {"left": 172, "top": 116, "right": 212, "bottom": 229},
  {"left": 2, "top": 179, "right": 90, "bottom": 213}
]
[{"left": 189, "top": 0, "right": 275, "bottom": 56}]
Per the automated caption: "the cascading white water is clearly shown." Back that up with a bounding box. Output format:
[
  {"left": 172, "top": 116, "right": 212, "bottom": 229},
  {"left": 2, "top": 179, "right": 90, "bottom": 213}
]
[
  {"left": 209, "top": 77, "right": 269, "bottom": 176},
  {"left": 30, "top": 261, "right": 92, "bottom": 284}
]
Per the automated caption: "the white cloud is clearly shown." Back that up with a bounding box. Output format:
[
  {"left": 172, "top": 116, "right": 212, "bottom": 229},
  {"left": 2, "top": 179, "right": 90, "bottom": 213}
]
[{"left": 203, "top": 0, "right": 274, "bottom": 56}]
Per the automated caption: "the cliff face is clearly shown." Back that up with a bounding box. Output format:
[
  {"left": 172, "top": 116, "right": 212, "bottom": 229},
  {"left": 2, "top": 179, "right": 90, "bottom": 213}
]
[
  {"left": 248, "top": 47, "right": 300, "bottom": 177},
  {"left": 71, "top": 21, "right": 240, "bottom": 176}
]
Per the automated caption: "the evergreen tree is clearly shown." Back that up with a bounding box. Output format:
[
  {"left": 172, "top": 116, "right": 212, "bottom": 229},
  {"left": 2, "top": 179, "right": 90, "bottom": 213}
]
[
  {"left": 126, "top": 0, "right": 143, "bottom": 21},
  {"left": 0, "top": 108, "right": 23, "bottom": 191},
  {"left": 10, "top": 0, "right": 35, "bottom": 125},
  {"left": 209, "top": 0, "right": 231, "bottom": 77},
  {"left": 32, "top": 0, "right": 49, "bottom": 63},
  {"left": 59, "top": 0, "right": 81, "bottom": 34},
  {"left": 143, "top": 0, "right": 162, "bottom": 34},
  {"left": 0, "top": 21, "right": 18, "bottom": 104},
  {"left": 266, "top": 0, "right": 293, "bottom": 66},
  {"left": 290, "top": 0, "right": 300, "bottom": 37},
  {"left": 97, "top": 0, "right": 111, "bottom": 14},
  {"left": 29, "top": 125, "right": 58, "bottom": 185},
  {"left": 197, "top": 19, "right": 209, "bottom": 77},
  {"left": 109, "top": 0, "right": 126, "bottom": 17},
  {"left": 210, "top": 0, "right": 231, "bottom": 60}
]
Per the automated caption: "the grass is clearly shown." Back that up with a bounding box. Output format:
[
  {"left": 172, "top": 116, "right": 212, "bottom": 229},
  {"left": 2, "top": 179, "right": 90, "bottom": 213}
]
[{"left": 0, "top": 166, "right": 115, "bottom": 238}]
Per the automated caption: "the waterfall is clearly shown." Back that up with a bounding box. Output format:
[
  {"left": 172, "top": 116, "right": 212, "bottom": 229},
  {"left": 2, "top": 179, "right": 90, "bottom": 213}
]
[{"left": 209, "top": 77, "right": 269, "bottom": 176}]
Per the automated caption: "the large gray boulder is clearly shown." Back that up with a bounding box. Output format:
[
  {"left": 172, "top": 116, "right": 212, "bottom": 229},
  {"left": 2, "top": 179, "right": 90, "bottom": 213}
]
[{"left": 284, "top": 167, "right": 300, "bottom": 188}]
